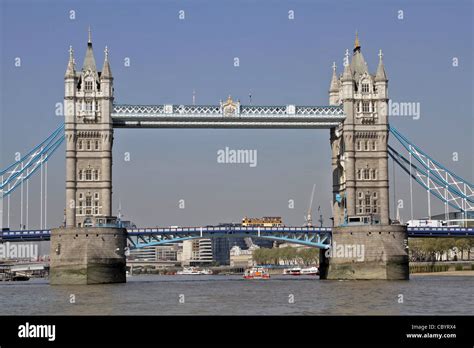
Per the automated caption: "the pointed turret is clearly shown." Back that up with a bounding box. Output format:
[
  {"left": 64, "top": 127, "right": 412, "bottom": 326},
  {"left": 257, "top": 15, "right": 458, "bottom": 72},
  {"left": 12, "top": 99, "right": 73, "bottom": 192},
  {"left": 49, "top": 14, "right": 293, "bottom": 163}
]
[
  {"left": 101, "top": 46, "right": 112, "bottom": 79},
  {"left": 350, "top": 31, "right": 368, "bottom": 80},
  {"left": 82, "top": 26, "right": 98, "bottom": 76},
  {"left": 342, "top": 49, "right": 352, "bottom": 82},
  {"left": 329, "top": 62, "right": 339, "bottom": 92},
  {"left": 375, "top": 49, "right": 388, "bottom": 82},
  {"left": 329, "top": 62, "right": 340, "bottom": 105},
  {"left": 65, "top": 46, "right": 75, "bottom": 78}
]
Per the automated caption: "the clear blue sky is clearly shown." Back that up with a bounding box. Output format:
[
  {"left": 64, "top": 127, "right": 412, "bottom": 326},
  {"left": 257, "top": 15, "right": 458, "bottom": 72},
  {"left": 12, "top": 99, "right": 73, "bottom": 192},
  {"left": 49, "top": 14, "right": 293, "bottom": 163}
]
[{"left": 0, "top": 0, "right": 472, "bottom": 228}]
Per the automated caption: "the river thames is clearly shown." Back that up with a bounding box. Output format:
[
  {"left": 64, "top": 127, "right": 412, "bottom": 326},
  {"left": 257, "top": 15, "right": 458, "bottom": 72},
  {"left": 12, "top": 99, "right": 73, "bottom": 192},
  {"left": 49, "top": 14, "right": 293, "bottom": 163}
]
[{"left": 0, "top": 274, "right": 472, "bottom": 315}]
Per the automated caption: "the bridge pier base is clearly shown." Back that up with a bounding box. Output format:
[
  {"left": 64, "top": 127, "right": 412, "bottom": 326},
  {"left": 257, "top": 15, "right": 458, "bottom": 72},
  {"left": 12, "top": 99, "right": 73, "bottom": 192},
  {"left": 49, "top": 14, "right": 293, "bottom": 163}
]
[
  {"left": 50, "top": 227, "right": 127, "bottom": 285},
  {"left": 319, "top": 225, "right": 409, "bottom": 280}
]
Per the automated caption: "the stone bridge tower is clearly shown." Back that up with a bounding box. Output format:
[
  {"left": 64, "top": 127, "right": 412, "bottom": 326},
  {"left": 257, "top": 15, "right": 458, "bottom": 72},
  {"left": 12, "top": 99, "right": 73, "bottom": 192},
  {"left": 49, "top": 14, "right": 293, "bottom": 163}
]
[
  {"left": 51, "top": 30, "right": 125, "bottom": 285},
  {"left": 323, "top": 34, "right": 409, "bottom": 280},
  {"left": 329, "top": 33, "right": 389, "bottom": 226},
  {"left": 64, "top": 29, "right": 114, "bottom": 228}
]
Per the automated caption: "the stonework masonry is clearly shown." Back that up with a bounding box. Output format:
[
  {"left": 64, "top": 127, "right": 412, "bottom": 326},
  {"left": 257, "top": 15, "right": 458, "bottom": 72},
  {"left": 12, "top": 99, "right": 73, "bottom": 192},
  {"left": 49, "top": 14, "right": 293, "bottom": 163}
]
[
  {"left": 50, "top": 227, "right": 126, "bottom": 285},
  {"left": 319, "top": 225, "right": 409, "bottom": 280}
]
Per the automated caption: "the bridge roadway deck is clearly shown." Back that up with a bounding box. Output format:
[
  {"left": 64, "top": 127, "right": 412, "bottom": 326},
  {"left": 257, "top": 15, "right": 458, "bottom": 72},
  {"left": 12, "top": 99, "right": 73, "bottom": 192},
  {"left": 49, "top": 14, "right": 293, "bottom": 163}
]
[
  {"left": 1, "top": 226, "right": 473, "bottom": 243},
  {"left": 111, "top": 104, "right": 346, "bottom": 129}
]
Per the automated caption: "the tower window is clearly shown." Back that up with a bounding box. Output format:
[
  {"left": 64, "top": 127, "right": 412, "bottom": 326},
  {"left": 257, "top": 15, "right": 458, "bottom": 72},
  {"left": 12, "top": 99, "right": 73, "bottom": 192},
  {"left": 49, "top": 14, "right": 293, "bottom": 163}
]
[
  {"left": 364, "top": 169, "right": 370, "bottom": 180},
  {"left": 357, "top": 169, "right": 361, "bottom": 180},
  {"left": 357, "top": 141, "right": 361, "bottom": 151},
  {"left": 372, "top": 141, "right": 377, "bottom": 151},
  {"left": 85, "top": 169, "right": 92, "bottom": 181},
  {"left": 78, "top": 140, "right": 83, "bottom": 150},
  {"left": 86, "top": 101, "right": 93, "bottom": 112},
  {"left": 85, "top": 80, "right": 93, "bottom": 91},
  {"left": 362, "top": 101, "right": 370, "bottom": 113},
  {"left": 95, "top": 140, "right": 99, "bottom": 150},
  {"left": 364, "top": 141, "right": 369, "bottom": 151},
  {"left": 86, "top": 141, "right": 91, "bottom": 150},
  {"left": 362, "top": 83, "right": 369, "bottom": 94},
  {"left": 94, "top": 170, "right": 99, "bottom": 181}
]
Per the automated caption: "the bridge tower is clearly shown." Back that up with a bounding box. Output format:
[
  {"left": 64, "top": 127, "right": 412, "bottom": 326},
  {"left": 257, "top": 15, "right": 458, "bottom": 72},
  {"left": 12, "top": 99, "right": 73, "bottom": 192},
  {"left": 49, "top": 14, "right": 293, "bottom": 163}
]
[
  {"left": 324, "top": 34, "right": 409, "bottom": 280},
  {"left": 64, "top": 29, "right": 114, "bottom": 228},
  {"left": 330, "top": 34, "right": 389, "bottom": 226},
  {"left": 51, "top": 30, "right": 125, "bottom": 285}
]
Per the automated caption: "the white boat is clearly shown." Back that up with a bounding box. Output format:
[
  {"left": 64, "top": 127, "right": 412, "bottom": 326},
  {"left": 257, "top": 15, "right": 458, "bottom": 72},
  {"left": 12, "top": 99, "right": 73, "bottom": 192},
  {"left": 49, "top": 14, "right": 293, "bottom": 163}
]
[
  {"left": 177, "top": 267, "right": 212, "bottom": 275},
  {"left": 283, "top": 266, "right": 319, "bottom": 276},
  {"left": 283, "top": 267, "right": 302, "bottom": 275},
  {"left": 301, "top": 266, "right": 319, "bottom": 275}
]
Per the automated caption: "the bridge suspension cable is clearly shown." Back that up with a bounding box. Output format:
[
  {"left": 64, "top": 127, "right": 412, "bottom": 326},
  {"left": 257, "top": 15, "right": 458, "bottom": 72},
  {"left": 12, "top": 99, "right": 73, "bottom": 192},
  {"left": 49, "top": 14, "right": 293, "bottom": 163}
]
[
  {"left": 0, "top": 124, "right": 64, "bottom": 229},
  {"left": 388, "top": 126, "right": 473, "bottom": 217}
]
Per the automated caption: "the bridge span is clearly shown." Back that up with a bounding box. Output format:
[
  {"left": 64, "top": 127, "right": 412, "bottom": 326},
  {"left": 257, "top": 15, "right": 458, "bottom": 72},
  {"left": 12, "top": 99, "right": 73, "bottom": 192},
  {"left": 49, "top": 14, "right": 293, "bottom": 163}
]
[{"left": 2, "top": 226, "right": 473, "bottom": 249}]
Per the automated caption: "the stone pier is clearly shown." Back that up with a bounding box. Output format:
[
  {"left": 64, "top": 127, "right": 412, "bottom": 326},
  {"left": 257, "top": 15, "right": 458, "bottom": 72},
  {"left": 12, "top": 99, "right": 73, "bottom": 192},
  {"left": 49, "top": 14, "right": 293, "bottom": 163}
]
[
  {"left": 50, "top": 227, "right": 127, "bottom": 285},
  {"left": 319, "top": 224, "right": 409, "bottom": 280}
]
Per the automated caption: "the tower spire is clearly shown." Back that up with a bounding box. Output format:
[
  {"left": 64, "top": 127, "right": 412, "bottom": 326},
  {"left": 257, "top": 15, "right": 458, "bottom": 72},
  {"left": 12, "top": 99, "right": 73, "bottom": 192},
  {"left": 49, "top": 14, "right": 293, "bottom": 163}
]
[
  {"left": 82, "top": 27, "right": 97, "bottom": 74},
  {"left": 342, "top": 49, "right": 352, "bottom": 81},
  {"left": 88, "top": 26, "right": 92, "bottom": 44},
  {"left": 329, "top": 61, "right": 339, "bottom": 92},
  {"left": 65, "top": 45, "right": 75, "bottom": 78},
  {"left": 375, "top": 49, "right": 388, "bottom": 82},
  {"left": 102, "top": 46, "right": 112, "bottom": 79},
  {"left": 354, "top": 30, "right": 361, "bottom": 52}
]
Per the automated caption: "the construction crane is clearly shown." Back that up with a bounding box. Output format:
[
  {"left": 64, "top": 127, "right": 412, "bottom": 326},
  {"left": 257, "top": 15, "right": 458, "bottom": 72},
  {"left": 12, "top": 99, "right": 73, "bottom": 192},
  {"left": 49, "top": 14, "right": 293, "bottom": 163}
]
[{"left": 304, "top": 184, "right": 316, "bottom": 227}]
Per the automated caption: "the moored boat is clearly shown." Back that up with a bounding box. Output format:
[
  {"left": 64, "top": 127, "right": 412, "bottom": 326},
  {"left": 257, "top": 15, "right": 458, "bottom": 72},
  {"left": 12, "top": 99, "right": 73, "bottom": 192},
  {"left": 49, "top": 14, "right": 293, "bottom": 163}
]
[
  {"left": 177, "top": 267, "right": 212, "bottom": 275},
  {"left": 301, "top": 266, "right": 319, "bottom": 275},
  {"left": 283, "top": 267, "right": 302, "bottom": 275}
]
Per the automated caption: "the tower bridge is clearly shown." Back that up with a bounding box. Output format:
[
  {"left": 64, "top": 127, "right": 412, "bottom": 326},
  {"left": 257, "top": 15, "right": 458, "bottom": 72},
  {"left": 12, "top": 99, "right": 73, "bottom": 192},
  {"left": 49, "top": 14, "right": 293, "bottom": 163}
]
[{"left": 1, "top": 31, "right": 473, "bottom": 284}]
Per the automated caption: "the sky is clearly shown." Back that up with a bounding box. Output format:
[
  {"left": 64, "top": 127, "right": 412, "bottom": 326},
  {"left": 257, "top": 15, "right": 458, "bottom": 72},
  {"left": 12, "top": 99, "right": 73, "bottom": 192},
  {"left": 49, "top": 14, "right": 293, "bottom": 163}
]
[{"left": 0, "top": 0, "right": 473, "bottom": 229}]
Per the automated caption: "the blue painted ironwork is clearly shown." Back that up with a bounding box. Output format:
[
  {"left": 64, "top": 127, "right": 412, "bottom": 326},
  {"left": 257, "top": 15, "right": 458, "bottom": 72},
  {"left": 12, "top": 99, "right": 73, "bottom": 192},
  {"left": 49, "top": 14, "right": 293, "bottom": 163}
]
[
  {"left": 126, "top": 226, "right": 333, "bottom": 249},
  {"left": 389, "top": 126, "right": 473, "bottom": 213},
  {"left": 2, "top": 226, "right": 473, "bottom": 244},
  {"left": 0, "top": 124, "right": 65, "bottom": 198}
]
